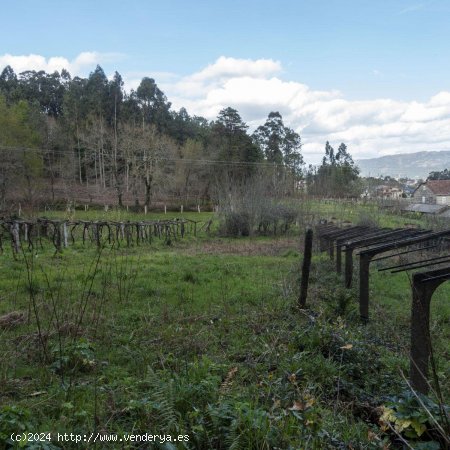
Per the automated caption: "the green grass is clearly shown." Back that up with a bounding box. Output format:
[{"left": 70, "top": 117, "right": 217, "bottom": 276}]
[
  {"left": 302, "top": 199, "right": 426, "bottom": 229},
  {"left": 23, "top": 197, "right": 427, "bottom": 229},
  {"left": 28, "top": 206, "right": 214, "bottom": 224},
  {"left": 0, "top": 205, "right": 449, "bottom": 449}
]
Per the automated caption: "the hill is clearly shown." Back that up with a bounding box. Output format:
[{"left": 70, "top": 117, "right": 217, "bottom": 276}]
[{"left": 356, "top": 150, "right": 450, "bottom": 179}]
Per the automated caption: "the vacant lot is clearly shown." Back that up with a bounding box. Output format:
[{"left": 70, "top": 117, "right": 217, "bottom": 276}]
[{"left": 0, "top": 209, "right": 448, "bottom": 449}]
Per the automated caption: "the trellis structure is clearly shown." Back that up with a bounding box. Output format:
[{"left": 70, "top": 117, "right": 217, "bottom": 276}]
[
  {"left": 410, "top": 266, "right": 450, "bottom": 392},
  {"left": 0, "top": 218, "right": 207, "bottom": 256},
  {"left": 316, "top": 222, "right": 450, "bottom": 394}
]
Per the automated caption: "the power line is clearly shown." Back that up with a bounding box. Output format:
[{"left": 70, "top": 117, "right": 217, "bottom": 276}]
[{"left": 0, "top": 145, "right": 301, "bottom": 168}]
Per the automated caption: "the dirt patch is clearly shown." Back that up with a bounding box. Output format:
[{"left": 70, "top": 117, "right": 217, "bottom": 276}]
[
  {"left": 185, "top": 238, "right": 301, "bottom": 256},
  {"left": 0, "top": 311, "right": 26, "bottom": 329}
]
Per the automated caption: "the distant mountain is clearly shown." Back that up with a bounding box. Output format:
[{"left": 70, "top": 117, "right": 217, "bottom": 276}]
[{"left": 356, "top": 151, "right": 450, "bottom": 179}]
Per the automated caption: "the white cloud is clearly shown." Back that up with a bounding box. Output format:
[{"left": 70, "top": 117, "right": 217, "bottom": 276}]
[
  {"left": 169, "top": 56, "right": 282, "bottom": 99},
  {"left": 398, "top": 2, "right": 429, "bottom": 15},
  {"left": 0, "top": 51, "right": 123, "bottom": 77},
  {"left": 190, "top": 56, "right": 281, "bottom": 82},
  {"left": 162, "top": 56, "right": 450, "bottom": 164}
]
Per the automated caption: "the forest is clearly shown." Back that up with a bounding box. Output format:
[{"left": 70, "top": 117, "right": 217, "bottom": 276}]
[{"left": 0, "top": 65, "right": 360, "bottom": 212}]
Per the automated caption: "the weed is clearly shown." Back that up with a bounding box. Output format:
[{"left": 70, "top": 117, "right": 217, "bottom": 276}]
[
  {"left": 0, "top": 405, "right": 34, "bottom": 444},
  {"left": 379, "top": 390, "right": 450, "bottom": 448},
  {"left": 51, "top": 338, "right": 96, "bottom": 375},
  {"left": 182, "top": 270, "right": 199, "bottom": 284}
]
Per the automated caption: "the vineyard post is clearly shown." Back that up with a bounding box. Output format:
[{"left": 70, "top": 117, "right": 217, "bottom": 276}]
[{"left": 299, "top": 228, "right": 313, "bottom": 309}]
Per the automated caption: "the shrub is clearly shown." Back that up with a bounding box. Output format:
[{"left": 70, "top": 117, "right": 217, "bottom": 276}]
[
  {"left": 221, "top": 211, "right": 251, "bottom": 237},
  {"left": 0, "top": 405, "right": 34, "bottom": 447},
  {"left": 51, "top": 338, "right": 95, "bottom": 375},
  {"left": 379, "top": 390, "right": 449, "bottom": 448},
  {"left": 258, "top": 204, "right": 297, "bottom": 235},
  {"left": 220, "top": 204, "right": 298, "bottom": 237}
]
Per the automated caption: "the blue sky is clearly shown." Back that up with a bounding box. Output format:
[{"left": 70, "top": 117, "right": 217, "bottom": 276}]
[{"left": 2, "top": 0, "right": 450, "bottom": 163}]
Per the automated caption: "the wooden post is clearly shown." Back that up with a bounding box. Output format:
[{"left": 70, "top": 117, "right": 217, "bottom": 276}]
[
  {"left": 63, "top": 222, "right": 68, "bottom": 248},
  {"left": 144, "top": 205, "right": 147, "bottom": 215},
  {"left": 410, "top": 279, "right": 432, "bottom": 394},
  {"left": 336, "top": 240, "right": 342, "bottom": 274},
  {"left": 95, "top": 223, "right": 101, "bottom": 248},
  {"left": 55, "top": 222, "right": 62, "bottom": 253},
  {"left": 164, "top": 205, "right": 167, "bottom": 214},
  {"left": 409, "top": 269, "right": 450, "bottom": 394},
  {"left": 11, "top": 221, "right": 20, "bottom": 255},
  {"left": 181, "top": 205, "right": 183, "bottom": 214},
  {"left": 359, "top": 253, "right": 371, "bottom": 323},
  {"left": 344, "top": 247, "right": 353, "bottom": 288},
  {"left": 197, "top": 204, "right": 201, "bottom": 213},
  {"left": 126, "top": 224, "right": 131, "bottom": 247},
  {"left": 298, "top": 228, "right": 313, "bottom": 309}
]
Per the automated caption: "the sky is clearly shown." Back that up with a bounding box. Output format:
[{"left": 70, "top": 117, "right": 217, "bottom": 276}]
[{"left": 1, "top": 0, "right": 450, "bottom": 164}]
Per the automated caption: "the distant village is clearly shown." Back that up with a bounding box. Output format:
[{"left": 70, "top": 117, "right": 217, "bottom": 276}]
[{"left": 361, "top": 171, "right": 450, "bottom": 219}]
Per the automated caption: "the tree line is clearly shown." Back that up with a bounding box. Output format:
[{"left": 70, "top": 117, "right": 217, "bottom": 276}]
[
  {"left": 427, "top": 169, "right": 450, "bottom": 180},
  {"left": 0, "top": 64, "right": 360, "bottom": 210}
]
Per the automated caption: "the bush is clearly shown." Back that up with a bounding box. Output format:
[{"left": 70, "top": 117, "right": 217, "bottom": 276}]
[
  {"left": 51, "top": 338, "right": 95, "bottom": 375},
  {"left": 220, "top": 204, "right": 298, "bottom": 237},
  {"left": 0, "top": 405, "right": 34, "bottom": 447},
  {"left": 258, "top": 204, "right": 297, "bottom": 234},
  {"left": 221, "top": 211, "right": 251, "bottom": 237},
  {"left": 379, "top": 390, "right": 449, "bottom": 448},
  {"left": 357, "top": 212, "right": 379, "bottom": 228}
]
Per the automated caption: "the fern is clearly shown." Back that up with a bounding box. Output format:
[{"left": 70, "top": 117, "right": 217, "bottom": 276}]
[{"left": 144, "top": 368, "right": 179, "bottom": 433}]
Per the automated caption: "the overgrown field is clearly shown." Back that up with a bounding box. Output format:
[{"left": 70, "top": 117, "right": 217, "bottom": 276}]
[{"left": 0, "top": 209, "right": 449, "bottom": 449}]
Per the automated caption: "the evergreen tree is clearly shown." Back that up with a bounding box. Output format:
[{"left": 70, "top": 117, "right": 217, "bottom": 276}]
[
  {"left": 427, "top": 168, "right": 450, "bottom": 180},
  {"left": 252, "top": 111, "right": 303, "bottom": 177},
  {"left": 136, "top": 77, "right": 171, "bottom": 132},
  {"left": 307, "top": 142, "right": 361, "bottom": 197}
]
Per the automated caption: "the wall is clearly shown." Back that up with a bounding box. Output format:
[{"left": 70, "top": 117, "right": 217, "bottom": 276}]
[
  {"left": 413, "top": 185, "right": 435, "bottom": 204},
  {"left": 436, "top": 195, "right": 450, "bottom": 205}
]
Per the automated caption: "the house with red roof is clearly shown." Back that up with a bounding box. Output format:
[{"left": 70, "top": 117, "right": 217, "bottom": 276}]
[{"left": 413, "top": 180, "right": 450, "bottom": 205}]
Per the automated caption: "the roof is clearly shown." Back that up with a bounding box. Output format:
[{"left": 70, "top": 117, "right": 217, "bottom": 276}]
[
  {"left": 420, "top": 180, "right": 450, "bottom": 195},
  {"left": 402, "top": 203, "right": 448, "bottom": 214},
  {"left": 438, "top": 209, "right": 450, "bottom": 218}
]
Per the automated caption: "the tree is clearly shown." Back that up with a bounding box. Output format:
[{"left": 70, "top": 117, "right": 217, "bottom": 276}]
[
  {"left": 175, "top": 138, "right": 207, "bottom": 201},
  {"left": 13, "top": 70, "right": 66, "bottom": 117},
  {"left": 41, "top": 116, "right": 71, "bottom": 202},
  {"left": 427, "top": 169, "right": 450, "bottom": 180},
  {"left": 0, "top": 65, "right": 19, "bottom": 103},
  {"left": 85, "top": 65, "right": 109, "bottom": 119},
  {"left": 213, "top": 107, "right": 261, "bottom": 163},
  {"left": 0, "top": 96, "right": 44, "bottom": 206},
  {"left": 252, "top": 111, "right": 303, "bottom": 172},
  {"left": 307, "top": 142, "right": 361, "bottom": 197},
  {"left": 108, "top": 72, "right": 125, "bottom": 204},
  {"left": 119, "top": 123, "right": 176, "bottom": 207},
  {"left": 62, "top": 76, "right": 89, "bottom": 183},
  {"left": 210, "top": 107, "right": 262, "bottom": 187},
  {"left": 136, "top": 77, "right": 171, "bottom": 132},
  {"left": 166, "top": 108, "right": 213, "bottom": 147}
]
